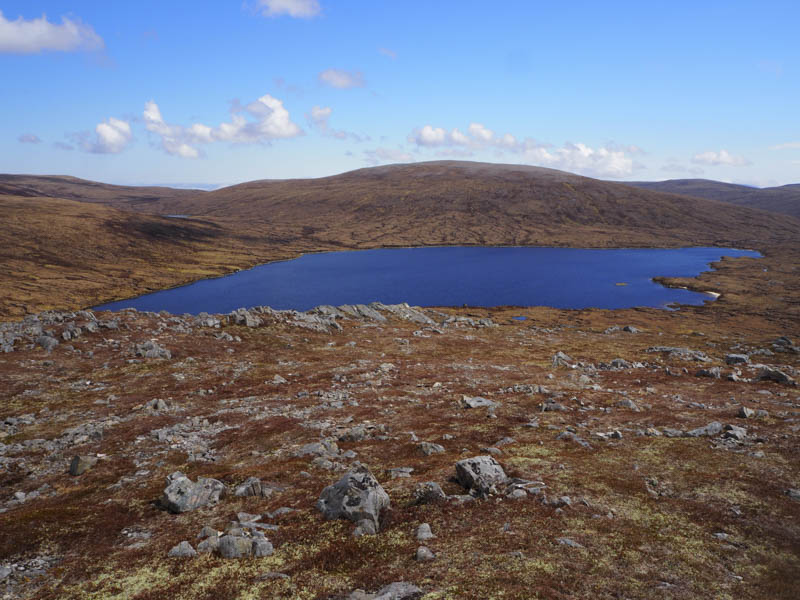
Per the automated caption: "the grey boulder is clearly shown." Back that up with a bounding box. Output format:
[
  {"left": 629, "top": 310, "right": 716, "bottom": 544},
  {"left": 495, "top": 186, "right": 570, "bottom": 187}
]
[
  {"left": 413, "top": 481, "right": 446, "bottom": 505},
  {"left": 36, "top": 335, "right": 59, "bottom": 352},
  {"left": 460, "top": 395, "right": 498, "bottom": 409},
  {"left": 134, "top": 340, "right": 171, "bottom": 359},
  {"left": 418, "top": 441, "right": 445, "bottom": 456},
  {"left": 161, "top": 471, "right": 226, "bottom": 513},
  {"left": 684, "top": 421, "right": 723, "bottom": 438},
  {"left": 234, "top": 476, "right": 274, "bottom": 498},
  {"left": 348, "top": 582, "right": 423, "bottom": 600},
  {"left": 168, "top": 541, "right": 197, "bottom": 558},
  {"left": 316, "top": 463, "right": 389, "bottom": 530},
  {"left": 455, "top": 455, "right": 509, "bottom": 497}
]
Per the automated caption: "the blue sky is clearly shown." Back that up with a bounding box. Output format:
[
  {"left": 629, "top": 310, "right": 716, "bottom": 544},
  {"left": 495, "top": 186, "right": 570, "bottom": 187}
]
[{"left": 1, "top": 0, "right": 798, "bottom": 187}]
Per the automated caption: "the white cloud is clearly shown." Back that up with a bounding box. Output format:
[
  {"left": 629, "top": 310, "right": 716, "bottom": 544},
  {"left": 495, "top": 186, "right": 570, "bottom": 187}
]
[
  {"left": 691, "top": 149, "right": 751, "bottom": 166},
  {"left": 307, "top": 105, "right": 361, "bottom": 141},
  {"left": 18, "top": 133, "right": 41, "bottom": 144},
  {"left": 770, "top": 141, "right": 800, "bottom": 150},
  {"left": 468, "top": 122, "right": 494, "bottom": 143},
  {"left": 409, "top": 121, "right": 642, "bottom": 178},
  {"left": 379, "top": 47, "right": 397, "bottom": 59},
  {"left": 257, "top": 0, "right": 321, "bottom": 18},
  {"left": 410, "top": 122, "right": 523, "bottom": 151},
  {"left": 521, "top": 142, "right": 635, "bottom": 178},
  {"left": 318, "top": 68, "right": 365, "bottom": 89},
  {"left": 0, "top": 10, "right": 103, "bottom": 54},
  {"left": 144, "top": 95, "right": 303, "bottom": 158},
  {"left": 72, "top": 117, "right": 132, "bottom": 154},
  {"left": 414, "top": 125, "right": 448, "bottom": 147},
  {"left": 364, "top": 147, "right": 414, "bottom": 165}
]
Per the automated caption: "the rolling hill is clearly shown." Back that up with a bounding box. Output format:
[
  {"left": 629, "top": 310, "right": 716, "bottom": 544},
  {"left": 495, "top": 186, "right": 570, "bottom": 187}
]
[
  {"left": 0, "top": 174, "right": 200, "bottom": 210},
  {"left": 622, "top": 178, "right": 800, "bottom": 218},
  {"left": 1, "top": 161, "right": 799, "bottom": 317}
]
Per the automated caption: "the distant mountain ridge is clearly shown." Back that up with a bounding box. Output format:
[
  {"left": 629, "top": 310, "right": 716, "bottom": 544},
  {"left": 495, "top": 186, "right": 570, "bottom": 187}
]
[{"left": 621, "top": 178, "right": 800, "bottom": 218}]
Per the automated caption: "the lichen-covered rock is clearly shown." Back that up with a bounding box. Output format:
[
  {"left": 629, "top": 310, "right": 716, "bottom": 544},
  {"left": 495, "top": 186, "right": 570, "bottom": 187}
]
[
  {"left": 161, "top": 471, "right": 226, "bottom": 513},
  {"left": 35, "top": 335, "right": 59, "bottom": 353},
  {"left": 552, "top": 351, "right": 572, "bottom": 367},
  {"left": 460, "top": 395, "right": 498, "bottom": 409},
  {"left": 134, "top": 340, "right": 171, "bottom": 359},
  {"left": 455, "top": 455, "right": 509, "bottom": 497},
  {"left": 218, "top": 534, "right": 253, "bottom": 558},
  {"left": 684, "top": 421, "right": 723, "bottom": 438},
  {"left": 316, "top": 463, "right": 389, "bottom": 530},
  {"left": 417, "top": 441, "right": 445, "bottom": 456},
  {"left": 233, "top": 476, "right": 274, "bottom": 498},
  {"left": 168, "top": 541, "right": 197, "bottom": 558},
  {"left": 252, "top": 536, "right": 274, "bottom": 557},
  {"left": 413, "top": 481, "right": 446, "bottom": 505},
  {"left": 725, "top": 353, "right": 750, "bottom": 365},
  {"left": 757, "top": 367, "right": 796, "bottom": 386}
]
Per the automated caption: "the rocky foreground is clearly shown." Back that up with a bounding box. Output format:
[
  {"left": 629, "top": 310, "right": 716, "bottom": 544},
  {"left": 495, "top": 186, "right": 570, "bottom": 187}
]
[{"left": 1, "top": 302, "right": 799, "bottom": 599}]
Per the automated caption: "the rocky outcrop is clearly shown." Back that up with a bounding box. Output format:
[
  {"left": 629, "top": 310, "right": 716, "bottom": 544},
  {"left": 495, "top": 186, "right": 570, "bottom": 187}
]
[
  {"left": 455, "top": 455, "right": 509, "bottom": 497},
  {"left": 160, "top": 472, "right": 226, "bottom": 513},
  {"left": 316, "top": 464, "right": 390, "bottom": 530}
]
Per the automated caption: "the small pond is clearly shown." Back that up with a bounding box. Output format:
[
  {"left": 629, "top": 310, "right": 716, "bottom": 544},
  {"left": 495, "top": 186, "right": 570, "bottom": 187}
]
[{"left": 93, "top": 246, "right": 760, "bottom": 314}]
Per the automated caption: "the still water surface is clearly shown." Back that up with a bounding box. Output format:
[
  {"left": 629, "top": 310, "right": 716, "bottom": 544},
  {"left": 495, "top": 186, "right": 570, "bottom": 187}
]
[{"left": 93, "top": 246, "right": 760, "bottom": 314}]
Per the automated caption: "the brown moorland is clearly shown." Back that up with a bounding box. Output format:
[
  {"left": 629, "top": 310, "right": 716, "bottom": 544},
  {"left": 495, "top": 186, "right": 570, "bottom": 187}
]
[{"left": 0, "top": 161, "right": 798, "bottom": 600}]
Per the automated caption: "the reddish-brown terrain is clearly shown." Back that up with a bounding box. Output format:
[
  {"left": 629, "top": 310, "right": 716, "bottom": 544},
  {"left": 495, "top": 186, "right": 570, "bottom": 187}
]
[{"left": 0, "top": 161, "right": 798, "bottom": 599}]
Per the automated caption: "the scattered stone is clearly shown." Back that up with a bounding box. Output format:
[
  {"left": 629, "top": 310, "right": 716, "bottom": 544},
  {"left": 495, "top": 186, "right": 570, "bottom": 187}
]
[
  {"left": 786, "top": 489, "right": 800, "bottom": 502},
  {"left": 556, "top": 537, "right": 584, "bottom": 548},
  {"left": 757, "top": 367, "right": 796, "bottom": 386},
  {"left": 646, "top": 346, "right": 710, "bottom": 362},
  {"left": 388, "top": 467, "right": 414, "bottom": 479},
  {"left": 161, "top": 471, "right": 226, "bottom": 513},
  {"left": 168, "top": 541, "right": 197, "bottom": 558},
  {"left": 316, "top": 463, "right": 390, "bottom": 530},
  {"left": 35, "top": 335, "right": 59, "bottom": 353},
  {"left": 234, "top": 477, "right": 275, "bottom": 498},
  {"left": 460, "top": 395, "right": 498, "bottom": 409},
  {"left": 252, "top": 536, "right": 274, "bottom": 557},
  {"left": 295, "top": 439, "right": 339, "bottom": 458},
  {"left": 684, "top": 422, "right": 723, "bottom": 438},
  {"left": 725, "top": 354, "right": 750, "bottom": 365},
  {"left": 353, "top": 519, "right": 377, "bottom": 537},
  {"left": 416, "top": 523, "right": 435, "bottom": 541},
  {"left": 413, "top": 481, "right": 446, "bottom": 505},
  {"left": 723, "top": 424, "right": 747, "bottom": 441},
  {"left": 134, "top": 340, "right": 171, "bottom": 359},
  {"left": 197, "top": 532, "right": 219, "bottom": 554},
  {"left": 696, "top": 367, "right": 722, "bottom": 379},
  {"left": 347, "top": 582, "right": 424, "bottom": 600},
  {"left": 415, "top": 546, "right": 436, "bottom": 562},
  {"left": 556, "top": 431, "right": 592, "bottom": 449},
  {"left": 69, "top": 455, "right": 97, "bottom": 476},
  {"left": 271, "top": 374, "right": 288, "bottom": 385},
  {"left": 455, "top": 455, "right": 509, "bottom": 497},
  {"left": 616, "top": 398, "right": 640, "bottom": 411},
  {"left": 218, "top": 534, "right": 255, "bottom": 558},
  {"left": 418, "top": 441, "right": 445, "bottom": 456},
  {"left": 552, "top": 351, "right": 572, "bottom": 367}
]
